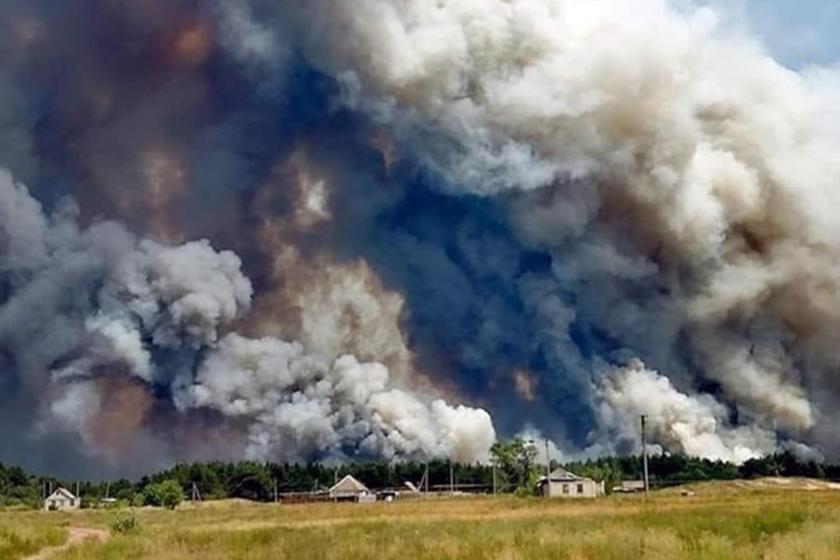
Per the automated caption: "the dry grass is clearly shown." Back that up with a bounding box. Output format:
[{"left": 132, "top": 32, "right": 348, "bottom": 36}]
[
  {"left": 0, "top": 522, "right": 66, "bottom": 559},
  {"left": 3, "top": 483, "right": 840, "bottom": 559}
]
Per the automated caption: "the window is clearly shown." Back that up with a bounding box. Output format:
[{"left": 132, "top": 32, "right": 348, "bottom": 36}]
[
  {"left": 577, "top": 484, "right": 584, "bottom": 494},
  {"left": 562, "top": 484, "right": 569, "bottom": 494},
  {"left": 70, "top": 499, "right": 75, "bottom": 506}
]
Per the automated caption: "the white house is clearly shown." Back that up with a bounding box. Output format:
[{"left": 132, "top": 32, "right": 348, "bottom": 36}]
[
  {"left": 537, "top": 467, "right": 604, "bottom": 499},
  {"left": 44, "top": 487, "right": 80, "bottom": 511},
  {"left": 329, "top": 475, "right": 376, "bottom": 503}
]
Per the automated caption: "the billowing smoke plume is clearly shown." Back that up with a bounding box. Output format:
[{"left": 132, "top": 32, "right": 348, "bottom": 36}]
[
  {"left": 265, "top": 0, "right": 840, "bottom": 463},
  {"left": 186, "top": 336, "right": 492, "bottom": 462},
  {"left": 2, "top": 0, "right": 840, "bottom": 475},
  {"left": 0, "top": 170, "right": 494, "bottom": 473},
  {"left": 593, "top": 360, "right": 778, "bottom": 464}
]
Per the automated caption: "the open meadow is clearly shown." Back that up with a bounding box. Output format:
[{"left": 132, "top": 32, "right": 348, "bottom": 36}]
[{"left": 3, "top": 481, "right": 840, "bottom": 560}]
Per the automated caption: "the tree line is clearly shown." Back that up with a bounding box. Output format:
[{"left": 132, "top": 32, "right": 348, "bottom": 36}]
[{"left": 1, "top": 440, "right": 837, "bottom": 509}]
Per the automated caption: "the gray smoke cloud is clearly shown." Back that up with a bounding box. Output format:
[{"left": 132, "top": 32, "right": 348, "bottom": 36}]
[
  {"left": 244, "top": 0, "right": 840, "bottom": 462},
  {"left": 0, "top": 169, "right": 495, "bottom": 471}
]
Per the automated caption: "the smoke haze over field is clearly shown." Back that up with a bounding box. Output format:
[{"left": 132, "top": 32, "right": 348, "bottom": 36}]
[{"left": 1, "top": 0, "right": 840, "bottom": 477}]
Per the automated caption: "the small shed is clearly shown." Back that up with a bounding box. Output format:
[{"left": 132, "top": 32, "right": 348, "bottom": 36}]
[
  {"left": 329, "top": 475, "right": 375, "bottom": 503},
  {"left": 537, "top": 468, "right": 604, "bottom": 499},
  {"left": 44, "top": 487, "right": 80, "bottom": 511}
]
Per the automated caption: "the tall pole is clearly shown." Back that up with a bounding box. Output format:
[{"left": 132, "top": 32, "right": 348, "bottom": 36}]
[
  {"left": 492, "top": 463, "right": 497, "bottom": 496},
  {"left": 544, "top": 439, "right": 551, "bottom": 480},
  {"left": 424, "top": 463, "right": 429, "bottom": 493},
  {"left": 273, "top": 480, "right": 278, "bottom": 503},
  {"left": 449, "top": 460, "right": 454, "bottom": 494},
  {"left": 641, "top": 414, "right": 650, "bottom": 496}
]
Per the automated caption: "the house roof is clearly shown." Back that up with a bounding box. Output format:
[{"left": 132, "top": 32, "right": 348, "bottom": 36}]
[
  {"left": 46, "top": 487, "right": 76, "bottom": 501},
  {"left": 329, "top": 475, "right": 370, "bottom": 495},
  {"left": 544, "top": 467, "right": 592, "bottom": 482}
]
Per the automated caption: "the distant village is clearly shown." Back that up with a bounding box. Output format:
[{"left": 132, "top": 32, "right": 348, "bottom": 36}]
[
  {"left": 4, "top": 444, "right": 833, "bottom": 512},
  {"left": 42, "top": 466, "right": 646, "bottom": 512}
]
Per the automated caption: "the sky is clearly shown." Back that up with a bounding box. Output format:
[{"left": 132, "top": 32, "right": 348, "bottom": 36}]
[{"left": 739, "top": 0, "right": 840, "bottom": 68}]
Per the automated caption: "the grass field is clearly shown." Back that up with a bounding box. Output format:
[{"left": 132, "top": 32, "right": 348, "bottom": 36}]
[{"left": 3, "top": 481, "right": 840, "bottom": 559}]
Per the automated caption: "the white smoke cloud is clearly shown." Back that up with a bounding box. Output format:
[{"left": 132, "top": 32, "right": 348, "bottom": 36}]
[
  {"left": 595, "top": 360, "right": 778, "bottom": 464},
  {"left": 46, "top": 381, "right": 102, "bottom": 443},
  {"left": 183, "top": 334, "right": 495, "bottom": 462}
]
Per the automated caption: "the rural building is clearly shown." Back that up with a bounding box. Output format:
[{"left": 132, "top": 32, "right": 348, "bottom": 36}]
[
  {"left": 329, "top": 475, "right": 376, "bottom": 503},
  {"left": 613, "top": 480, "right": 646, "bottom": 493},
  {"left": 43, "top": 487, "right": 79, "bottom": 511},
  {"left": 537, "top": 468, "right": 604, "bottom": 499}
]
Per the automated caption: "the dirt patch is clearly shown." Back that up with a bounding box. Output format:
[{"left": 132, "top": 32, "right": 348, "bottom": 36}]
[
  {"left": 660, "top": 477, "right": 840, "bottom": 495},
  {"left": 25, "top": 527, "right": 109, "bottom": 560}
]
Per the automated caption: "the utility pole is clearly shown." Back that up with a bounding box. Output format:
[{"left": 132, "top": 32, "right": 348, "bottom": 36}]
[
  {"left": 641, "top": 414, "right": 650, "bottom": 496},
  {"left": 492, "top": 463, "right": 497, "bottom": 496},
  {"left": 424, "top": 463, "right": 429, "bottom": 493},
  {"left": 544, "top": 439, "right": 551, "bottom": 480},
  {"left": 273, "top": 480, "right": 278, "bottom": 503},
  {"left": 449, "top": 460, "right": 455, "bottom": 494}
]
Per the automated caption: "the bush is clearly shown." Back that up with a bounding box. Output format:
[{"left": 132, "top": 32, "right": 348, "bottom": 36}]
[
  {"left": 110, "top": 511, "right": 140, "bottom": 535},
  {"left": 103, "top": 499, "right": 130, "bottom": 510},
  {"left": 142, "top": 480, "right": 184, "bottom": 510}
]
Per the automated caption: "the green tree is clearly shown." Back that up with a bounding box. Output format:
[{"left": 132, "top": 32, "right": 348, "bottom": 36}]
[
  {"left": 143, "top": 480, "right": 184, "bottom": 509},
  {"left": 491, "top": 438, "right": 539, "bottom": 493},
  {"left": 228, "top": 462, "right": 273, "bottom": 501}
]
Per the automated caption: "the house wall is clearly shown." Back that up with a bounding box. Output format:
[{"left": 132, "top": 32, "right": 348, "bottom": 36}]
[
  {"left": 44, "top": 497, "right": 79, "bottom": 511},
  {"left": 329, "top": 491, "right": 377, "bottom": 502},
  {"left": 543, "top": 480, "right": 601, "bottom": 498}
]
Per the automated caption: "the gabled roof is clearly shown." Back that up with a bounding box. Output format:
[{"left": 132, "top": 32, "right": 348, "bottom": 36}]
[
  {"left": 546, "top": 467, "right": 589, "bottom": 481},
  {"left": 329, "top": 474, "right": 370, "bottom": 495},
  {"left": 46, "top": 487, "right": 76, "bottom": 501}
]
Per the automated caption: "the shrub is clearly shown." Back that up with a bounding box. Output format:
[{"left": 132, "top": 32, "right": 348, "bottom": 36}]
[{"left": 110, "top": 510, "right": 140, "bottom": 535}]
